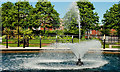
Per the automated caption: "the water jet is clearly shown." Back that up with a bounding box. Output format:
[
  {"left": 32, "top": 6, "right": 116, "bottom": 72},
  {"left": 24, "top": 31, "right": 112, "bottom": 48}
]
[{"left": 76, "top": 55, "right": 83, "bottom": 66}]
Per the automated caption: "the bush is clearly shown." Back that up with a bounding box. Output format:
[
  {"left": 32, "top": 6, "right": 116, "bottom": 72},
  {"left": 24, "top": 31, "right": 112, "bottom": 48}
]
[
  {"left": 57, "top": 36, "right": 72, "bottom": 43},
  {"left": 2, "top": 35, "right": 6, "bottom": 39}
]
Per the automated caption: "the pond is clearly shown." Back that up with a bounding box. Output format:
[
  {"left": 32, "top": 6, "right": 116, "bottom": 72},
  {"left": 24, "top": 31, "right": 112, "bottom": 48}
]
[{"left": 1, "top": 50, "right": 120, "bottom": 72}]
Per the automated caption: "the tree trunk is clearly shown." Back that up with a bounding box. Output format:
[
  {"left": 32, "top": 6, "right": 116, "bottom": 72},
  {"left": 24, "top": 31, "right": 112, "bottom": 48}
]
[
  {"left": 87, "top": 29, "right": 88, "bottom": 39},
  {"left": 44, "top": 27, "right": 45, "bottom": 34},
  {"left": 25, "top": 38, "right": 29, "bottom": 47}
]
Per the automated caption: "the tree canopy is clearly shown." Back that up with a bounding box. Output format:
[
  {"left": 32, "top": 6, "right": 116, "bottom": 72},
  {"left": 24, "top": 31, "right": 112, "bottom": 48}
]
[
  {"left": 1, "top": 1, "right": 60, "bottom": 35},
  {"left": 63, "top": 1, "right": 99, "bottom": 36},
  {"left": 102, "top": 3, "right": 119, "bottom": 34},
  {"left": 63, "top": 3, "right": 79, "bottom": 34},
  {"left": 2, "top": 2, "right": 14, "bottom": 29},
  {"left": 0, "top": 7, "right": 2, "bottom": 36},
  {"left": 77, "top": 1, "right": 99, "bottom": 36},
  {"left": 31, "top": 0, "right": 60, "bottom": 33}
]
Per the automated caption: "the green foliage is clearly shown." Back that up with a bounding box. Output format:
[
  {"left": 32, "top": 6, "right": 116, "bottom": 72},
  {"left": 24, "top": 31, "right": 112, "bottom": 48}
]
[
  {"left": 31, "top": 1, "right": 60, "bottom": 33},
  {"left": 63, "top": 7, "right": 79, "bottom": 34},
  {"left": 0, "top": 7, "right": 1, "bottom": 37},
  {"left": 1, "top": 1, "right": 60, "bottom": 36},
  {"left": 100, "top": 29, "right": 110, "bottom": 35},
  {"left": 3, "top": 27, "right": 11, "bottom": 35},
  {"left": 57, "top": 36, "right": 72, "bottom": 43},
  {"left": 2, "top": 35, "right": 6, "bottom": 39},
  {"left": 102, "top": 3, "right": 120, "bottom": 34},
  {"left": 54, "top": 30, "right": 64, "bottom": 35},
  {"left": 77, "top": 1, "right": 99, "bottom": 36},
  {"left": 63, "top": 1, "right": 99, "bottom": 36},
  {"left": 2, "top": 2, "right": 14, "bottom": 29},
  {"left": 81, "top": 36, "right": 86, "bottom": 40}
]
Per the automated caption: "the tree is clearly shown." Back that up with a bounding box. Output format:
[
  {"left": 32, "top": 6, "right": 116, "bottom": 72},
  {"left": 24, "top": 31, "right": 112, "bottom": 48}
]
[
  {"left": 2, "top": 2, "right": 14, "bottom": 31},
  {"left": 31, "top": 0, "right": 60, "bottom": 34},
  {"left": 63, "top": 4, "right": 79, "bottom": 34},
  {"left": 2, "top": 1, "right": 33, "bottom": 35},
  {"left": 13, "top": 1, "right": 33, "bottom": 29},
  {"left": 2, "top": 1, "right": 34, "bottom": 47},
  {"left": 63, "top": 1, "right": 99, "bottom": 36},
  {"left": 102, "top": 3, "right": 119, "bottom": 35},
  {"left": 0, "top": 7, "right": 2, "bottom": 36},
  {"left": 77, "top": 1, "right": 99, "bottom": 36}
]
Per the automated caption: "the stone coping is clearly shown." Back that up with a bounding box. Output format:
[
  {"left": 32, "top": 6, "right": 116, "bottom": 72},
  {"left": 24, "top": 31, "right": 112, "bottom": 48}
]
[{"left": 0, "top": 47, "right": 120, "bottom": 51}]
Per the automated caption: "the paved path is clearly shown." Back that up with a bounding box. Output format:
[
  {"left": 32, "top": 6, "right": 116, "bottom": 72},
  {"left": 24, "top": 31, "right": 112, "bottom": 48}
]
[
  {"left": 0, "top": 46, "right": 70, "bottom": 50},
  {"left": 0, "top": 46, "right": 120, "bottom": 54},
  {"left": 0, "top": 45, "right": 5, "bottom": 48},
  {"left": 0, "top": 46, "right": 120, "bottom": 51},
  {"left": 102, "top": 48, "right": 120, "bottom": 51}
]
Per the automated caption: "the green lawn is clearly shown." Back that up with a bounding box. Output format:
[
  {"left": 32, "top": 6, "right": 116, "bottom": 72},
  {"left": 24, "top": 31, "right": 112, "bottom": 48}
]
[
  {"left": 2, "top": 39, "right": 56, "bottom": 47},
  {"left": 112, "top": 46, "right": 120, "bottom": 48},
  {"left": 104, "top": 44, "right": 120, "bottom": 48},
  {"left": 1, "top": 37, "right": 79, "bottom": 47},
  {"left": 2, "top": 38, "right": 119, "bottom": 48}
]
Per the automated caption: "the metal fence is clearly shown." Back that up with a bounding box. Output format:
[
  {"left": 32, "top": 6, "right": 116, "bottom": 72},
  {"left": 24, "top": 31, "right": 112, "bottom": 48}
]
[
  {"left": 2, "top": 34, "right": 76, "bottom": 48},
  {"left": 2, "top": 34, "right": 120, "bottom": 49}
]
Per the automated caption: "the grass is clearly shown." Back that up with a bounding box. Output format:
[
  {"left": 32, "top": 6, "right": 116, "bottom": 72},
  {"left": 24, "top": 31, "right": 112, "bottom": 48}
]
[
  {"left": 112, "top": 46, "right": 120, "bottom": 48},
  {"left": 1, "top": 37, "right": 79, "bottom": 47},
  {"left": 105, "top": 45, "right": 109, "bottom": 48},
  {"left": 1, "top": 43, "right": 48, "bottom": 47},
  {"left": 104, "top": 44, "right": 120, "bottom": 48},
  {"left": 2, "top": 37, "right": 119, "bottom": 48}
]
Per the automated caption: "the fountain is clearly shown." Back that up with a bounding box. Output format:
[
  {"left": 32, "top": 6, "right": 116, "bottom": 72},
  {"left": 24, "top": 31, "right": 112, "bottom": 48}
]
[
  {"left": 1, "top": 40, "right": 109, "bottom": 71},
  {"left": 16, "top": 39, "right": 108, "bottom": 70},
  {"left": 1, "top": 2, "right": 110, "bottom": 72}
]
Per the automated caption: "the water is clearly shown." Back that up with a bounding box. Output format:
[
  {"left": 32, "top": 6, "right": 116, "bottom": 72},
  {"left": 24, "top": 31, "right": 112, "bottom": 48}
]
[
  {"left": 1, "top": 39, "right": 110, "bottom": 71},
  {"left": 63, "top": 2, "right": 81, "bottom": 42},
  {"left": 70, "top": 2, "right": 81, "bottom": 42},
  {"left": 1, "top": 51, "right": 120, "bottom": 72},
  {"left": 51, "top": 40, "right": 102, "bottom": 58}
]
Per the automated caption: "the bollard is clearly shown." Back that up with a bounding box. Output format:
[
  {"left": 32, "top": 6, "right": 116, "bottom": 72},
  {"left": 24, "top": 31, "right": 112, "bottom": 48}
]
[
  {"left": 72, "top": 35, "right": 73, "bottom": 43},
  {"left": 40, "top": 35, "right": 41, "bottom": 48},
  {"left": 103, "top": 34, "right": 106, "bottom": 49},
  {"left": 6, "top": 35, "right": 8, "bottom": 48}
]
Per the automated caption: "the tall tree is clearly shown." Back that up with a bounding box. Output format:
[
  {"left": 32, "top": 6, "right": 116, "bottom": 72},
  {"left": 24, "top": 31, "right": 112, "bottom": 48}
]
[
  {"left": 31, "top": 0, "right": 60, "bottom": 34},
  {"left": 0, "top": 7, "right": 2, "bottom": 36},
  {"left": 2, "top": 2, "right": 14, "bottom": 30},
  {"left": 77, "top": 1, "right": 99, "bottom": 36},
  {"left": 64, "top": 1, "right": 99, "bottom": 36},
  {"left": 102, "top": 3, "right": 119, "bottom": 35},
  {"left": 63, "top": 5, "right": 79, "bottom": 34},
  {"left": 2, "top": 1, "right": 33, "bottom": 31},
  {"left": 13, "top": 1, "right": 33, "bottom": 29}
]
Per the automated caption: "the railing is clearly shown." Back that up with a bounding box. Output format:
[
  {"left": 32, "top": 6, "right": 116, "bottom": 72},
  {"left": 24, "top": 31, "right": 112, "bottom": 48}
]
[
  {"left": 2, "top": 34, "right": 120, "bottom": 49},
  {"left": 3, "top": 34, "right": 78, "bottom": 48}
]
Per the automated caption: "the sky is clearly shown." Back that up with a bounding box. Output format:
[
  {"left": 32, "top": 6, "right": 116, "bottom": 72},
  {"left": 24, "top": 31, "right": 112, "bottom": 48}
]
[{"left": 0, "top": 0, "right": 119, "bottom": 24}]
